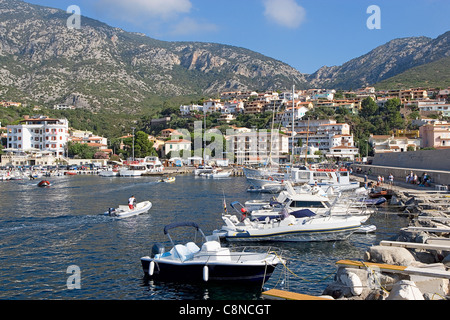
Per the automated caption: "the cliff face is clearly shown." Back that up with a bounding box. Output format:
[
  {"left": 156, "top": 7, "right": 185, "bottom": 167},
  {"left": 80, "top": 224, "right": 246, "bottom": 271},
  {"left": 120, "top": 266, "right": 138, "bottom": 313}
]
[{"left": 0, "top": 0, "right": 308, "bottom": 112}]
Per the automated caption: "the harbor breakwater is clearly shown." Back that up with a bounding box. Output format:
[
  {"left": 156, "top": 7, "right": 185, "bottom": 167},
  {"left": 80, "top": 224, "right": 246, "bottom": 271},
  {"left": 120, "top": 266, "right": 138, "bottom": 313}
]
[{"left": 320, "top": 187, "right": 450, "bottom": 300}]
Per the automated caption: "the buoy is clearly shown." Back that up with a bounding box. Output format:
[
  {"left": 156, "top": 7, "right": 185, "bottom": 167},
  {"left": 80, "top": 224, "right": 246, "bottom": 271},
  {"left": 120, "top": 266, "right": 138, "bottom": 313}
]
[
  {"left": 203, "top": 265, "right": 209, "bottom": 282},
  {"left": 149, "top": 261, "right": 155, "bottom": 276}
]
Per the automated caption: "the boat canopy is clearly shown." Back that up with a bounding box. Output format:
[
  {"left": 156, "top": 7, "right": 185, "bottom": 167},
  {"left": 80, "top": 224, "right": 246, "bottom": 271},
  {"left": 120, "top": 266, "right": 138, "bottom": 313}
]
[
  {"left": 290, "top": 209, "right": 316, "bottom": 218},
  {"left": 164, "top": 221, "right": 200, "bottom": 235}
]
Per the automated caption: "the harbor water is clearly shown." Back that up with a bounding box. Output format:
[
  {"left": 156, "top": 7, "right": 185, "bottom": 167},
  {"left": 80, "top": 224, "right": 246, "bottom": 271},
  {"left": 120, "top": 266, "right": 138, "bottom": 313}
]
[{"left": 0, "top": 174, "right": 410, "bottom": 300}]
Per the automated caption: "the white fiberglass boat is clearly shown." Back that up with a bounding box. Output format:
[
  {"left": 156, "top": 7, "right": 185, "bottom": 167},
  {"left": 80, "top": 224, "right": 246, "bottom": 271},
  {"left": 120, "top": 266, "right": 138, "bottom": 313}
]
[
  {"left": 213, "top": 212, "right": 365, "bottom": 242},
  {"left": 141, "top": 222, "right": 284, "bottom": 283},
  {"left": 105, "top": 200, "right": 152, "bottom": 219}
]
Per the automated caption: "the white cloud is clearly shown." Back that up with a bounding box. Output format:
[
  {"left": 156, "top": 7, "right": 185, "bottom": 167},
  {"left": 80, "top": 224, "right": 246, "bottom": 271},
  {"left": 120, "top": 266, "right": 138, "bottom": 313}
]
[
  {"left": 97, "top": 0, "right": 192, "bottom": 21},
  {"left": 169, "top": 17, "right": 218, "bottom": 36},
  {"left": 263, "top": 0, "right": 306, "bottom": 29}
]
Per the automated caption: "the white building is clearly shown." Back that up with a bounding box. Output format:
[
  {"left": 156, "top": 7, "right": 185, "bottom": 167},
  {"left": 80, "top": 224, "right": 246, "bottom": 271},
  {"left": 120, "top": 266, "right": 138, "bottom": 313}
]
[
  {"left": 203, "top": 100, "right": 223, "bottom": 113},
  {"left": 164, "top": 139, "right": 191, "bottom": 157},
  {"left": 369, "top": 134, "right": 421, "bottom": 153},
  {"left": 277, "top": 102, "right": 312, "bottom": 128},
  {"left": 289, "top": 120, "right": 357, "bottom": 160},
  {"left": 6, "top": 116, "right": 69, "bottom": 157},
  {"left": 226, "top": 130, "right": 289, "bottom": 165},
  {"left": 418, "top": 100, "right": 450, "bottom": 117},
  {"left": 223, "top": 101, "right": 244, "bottom": 114},
  {"left": 180, "top": 104, "right": 203, "bottom": 115}
]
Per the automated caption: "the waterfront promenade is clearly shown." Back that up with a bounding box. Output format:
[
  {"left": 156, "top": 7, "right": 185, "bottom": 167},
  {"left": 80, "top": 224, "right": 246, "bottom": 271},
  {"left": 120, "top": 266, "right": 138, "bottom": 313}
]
[{"left": 350, "top": 163, "right": 450, "bottom": 190}]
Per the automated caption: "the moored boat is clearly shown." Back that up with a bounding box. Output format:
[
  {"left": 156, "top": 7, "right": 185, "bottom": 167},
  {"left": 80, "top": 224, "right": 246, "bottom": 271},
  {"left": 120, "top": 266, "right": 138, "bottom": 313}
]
[
  {"left": 141, "top": 222, "right": 284, "bottom": 283},
  {"left": 214, "top": 212, "right": 365, "bottom": 242}
]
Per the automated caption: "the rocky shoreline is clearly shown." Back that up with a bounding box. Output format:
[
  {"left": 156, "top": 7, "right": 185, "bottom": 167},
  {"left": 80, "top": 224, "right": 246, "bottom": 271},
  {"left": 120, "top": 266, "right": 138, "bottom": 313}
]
[{"left": 322, "top": 189, "right": 450, "bottom": 300}]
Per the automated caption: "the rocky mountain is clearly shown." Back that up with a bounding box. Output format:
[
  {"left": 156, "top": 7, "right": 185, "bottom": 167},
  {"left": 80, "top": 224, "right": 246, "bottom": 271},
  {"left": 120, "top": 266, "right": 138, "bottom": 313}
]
[
  {"left": 0, "top": 0, "right": 308, "bottom": 113},
  {"left": 307, "top": 31, "right": 450, "bottom": 89},
  {"left": 0, "top": 0, "right": 449, "bottom": 115}
]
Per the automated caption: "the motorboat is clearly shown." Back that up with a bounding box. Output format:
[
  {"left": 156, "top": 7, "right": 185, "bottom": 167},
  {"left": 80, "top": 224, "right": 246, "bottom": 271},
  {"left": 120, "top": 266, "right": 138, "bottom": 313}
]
[
  {"left": 213, "top": 211, "right": 365, "bottom": 242},
  {"left": 244, "top": 182, "right": 371, "bottom": 221},
  {"left": 119, "top": 164, "right": 147, "bottom": 177},
  {"left": 143, "top": 156, "right": 164, "bottom": 173},
  {"left": 141, "top": 222, "right": 284, "bottom": 283},
  {"left": 99, "top": 168, "right": 119, "bottom": 177},
  {"left": 204, "top": 170, "right": 232, "bottom": 178},
  {"left": 287, "top": 166, "right": 360, "bottom": 192},
  {"left": 104, "top": 200, "right": 152, "bottom": 219},
  {"left": 244, "top": 166, "right": 285, "bottom": 192},
  {"left": 369, "top": 188, "right": 394, "bottom": 199},
  {"left": 194, "top": 165, "right": 214, "bottom": 176},
  {"left": 215, "top": 180, "right": 369, "bottom": 242},
  {"left": 37, "top": 180, "right": 51, "bottom": 187},
  {"left": 161, "top": 176, "right": 176, "bottom": 183}
]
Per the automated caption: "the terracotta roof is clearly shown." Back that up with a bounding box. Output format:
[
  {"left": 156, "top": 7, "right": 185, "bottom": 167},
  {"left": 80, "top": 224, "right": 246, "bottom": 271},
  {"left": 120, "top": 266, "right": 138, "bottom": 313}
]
[{"left": 166, "top": 139, "right": 191, "bottom": 144}]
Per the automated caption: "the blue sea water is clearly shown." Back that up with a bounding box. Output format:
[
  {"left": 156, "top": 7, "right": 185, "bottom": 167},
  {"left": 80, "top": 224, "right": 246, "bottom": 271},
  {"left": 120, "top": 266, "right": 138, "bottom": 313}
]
[{"left": 0, "top": 174, "right": 410, "bottom": 300}]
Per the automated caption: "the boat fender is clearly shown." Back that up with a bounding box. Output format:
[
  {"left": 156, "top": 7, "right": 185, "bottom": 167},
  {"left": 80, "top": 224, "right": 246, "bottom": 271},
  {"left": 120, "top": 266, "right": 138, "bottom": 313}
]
[
  {"left": 203, "top": 265, "right": 209, "bottom": 282},
  {"left": 149, "top": 261, "right": 155, "bottom": 276}
]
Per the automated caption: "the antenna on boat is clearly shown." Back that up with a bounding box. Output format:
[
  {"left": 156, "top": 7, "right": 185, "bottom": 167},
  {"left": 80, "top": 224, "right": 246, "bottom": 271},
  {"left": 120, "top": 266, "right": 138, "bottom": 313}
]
[{"left": 222, "top": 190, "right": 227, "bottom": 216}]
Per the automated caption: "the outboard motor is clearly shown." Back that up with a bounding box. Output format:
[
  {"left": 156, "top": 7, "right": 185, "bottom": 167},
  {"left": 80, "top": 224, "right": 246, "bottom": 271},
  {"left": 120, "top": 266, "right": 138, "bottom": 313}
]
[
  {"left": 108, "top": 208, "right": 116, "bottom": 216},
  {"left": 151, "top": 243, "right": 165, "bottom": 258}
]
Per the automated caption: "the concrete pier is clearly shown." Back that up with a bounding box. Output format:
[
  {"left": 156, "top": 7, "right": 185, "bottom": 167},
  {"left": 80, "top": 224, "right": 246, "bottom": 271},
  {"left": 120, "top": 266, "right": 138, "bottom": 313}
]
[{"left": 351, "top": 163, "right": 450, "bottom": 188}]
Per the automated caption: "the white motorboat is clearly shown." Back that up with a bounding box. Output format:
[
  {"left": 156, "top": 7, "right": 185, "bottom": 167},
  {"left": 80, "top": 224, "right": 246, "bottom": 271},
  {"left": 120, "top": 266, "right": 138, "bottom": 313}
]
[
  {"left": 141, "top": 222, "right": 284, "bottom": 283},
  {"left": 213, "top": 211, "right": 365, "bottom": 242},
  {"left": 244, "top": 182, "right": 373, "bottom": 220},
  {"left": 119, "top": 164, "right": 147, "bottom": 177},
  {"left": 204, "top": 170, "right": 232, "bottom": 178},
  {"left": 143, "top": 156, "right": 164, "bottom": 173},
  {"left": 99, "top": 168, "right": 119, "bottom": 177},
  {"left": 287, "top": 167, "right": 360, "bottom": 192},
  {"left": 105, "top": 200, "right": 152, "bottom": 219},
  {"left": 194, "top": 165, "right": 214, "bottom": 176}
]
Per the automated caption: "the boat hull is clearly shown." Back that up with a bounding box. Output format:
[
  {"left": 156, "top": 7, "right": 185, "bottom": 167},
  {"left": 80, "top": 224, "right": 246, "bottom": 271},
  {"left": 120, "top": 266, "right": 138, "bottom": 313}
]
[
  {"left": 216, "top": 216, "right": 363, "bottom": 242},
  {"left": 140, "top": 258, "right": 276, "bottom": 283},
  {"left": 107, "top": 201, "right": 152, "bottom": 218},
  {"left": 222, "top": 226, "right": 360, "bottom": 242}
]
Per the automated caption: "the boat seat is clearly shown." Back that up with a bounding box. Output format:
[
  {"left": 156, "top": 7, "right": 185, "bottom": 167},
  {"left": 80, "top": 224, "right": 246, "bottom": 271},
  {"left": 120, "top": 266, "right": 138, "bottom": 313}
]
[
  {"left": 201, "top": 240, "right": 221, "bottom": 252},
  {"left": 171, "top": 244, "right": 194, "bottom": 262},
  {"left": 186, "top": 242, "right": 200, "bottom": 254},
  {"left": 201, "top": 241, "right": 231, "bottom": 261}
]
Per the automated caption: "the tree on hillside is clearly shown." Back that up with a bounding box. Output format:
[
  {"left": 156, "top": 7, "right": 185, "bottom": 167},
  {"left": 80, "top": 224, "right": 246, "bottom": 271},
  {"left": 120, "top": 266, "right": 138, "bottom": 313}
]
[
  {"left": 360, "top": 97, "right": 378, "bottom": 118},
  {"left": 68, "top": 142, "right": 96, "bottom": 159},
  {"left": 122, "top": 131, "right": 157, "bottom": 159}
]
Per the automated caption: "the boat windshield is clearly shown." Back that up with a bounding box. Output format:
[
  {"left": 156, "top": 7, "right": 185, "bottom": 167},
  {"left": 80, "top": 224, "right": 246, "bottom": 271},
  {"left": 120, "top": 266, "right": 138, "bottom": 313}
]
[{"left": 289, "top": 200, "right": 326, "bottom": 208}]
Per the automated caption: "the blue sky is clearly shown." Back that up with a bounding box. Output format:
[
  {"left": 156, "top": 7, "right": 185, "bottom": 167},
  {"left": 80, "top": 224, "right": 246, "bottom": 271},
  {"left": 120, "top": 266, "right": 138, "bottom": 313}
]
[{"left": 24, "top": 0, "right": 450, "bottom": 74}]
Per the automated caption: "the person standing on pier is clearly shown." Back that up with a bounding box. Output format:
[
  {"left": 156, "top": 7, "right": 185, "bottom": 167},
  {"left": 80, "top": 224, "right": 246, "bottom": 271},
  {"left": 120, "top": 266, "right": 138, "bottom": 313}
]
[{"left": 388, "top": 173, "right": 394, "bottom": 186}]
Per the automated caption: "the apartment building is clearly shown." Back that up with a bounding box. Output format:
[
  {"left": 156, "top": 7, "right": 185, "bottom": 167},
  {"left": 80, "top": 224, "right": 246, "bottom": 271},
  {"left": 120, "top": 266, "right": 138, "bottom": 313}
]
[
  {"left": 418, "top": 100, "right": 450, "bottom": 117},
  {"left": 289, "top": 120, "right": 357, "bottom": 159},
  {"left": 419, "top": 123, "right": 450, "bottom": 148},
  {"left": 226, "top": 130, "right": 289, "bottom": 165},
  {"left": 369, "top": 134, "right": 421, "bottom": 153},
  {"left": 6, "top": 115, "right": 69, "bottom": 157}
]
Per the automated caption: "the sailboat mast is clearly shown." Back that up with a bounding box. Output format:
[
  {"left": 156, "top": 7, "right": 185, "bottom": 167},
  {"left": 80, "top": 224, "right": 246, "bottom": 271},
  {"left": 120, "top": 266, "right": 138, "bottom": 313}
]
[{"left": 291, "top": 85, "right": 295, "bottom": 164}]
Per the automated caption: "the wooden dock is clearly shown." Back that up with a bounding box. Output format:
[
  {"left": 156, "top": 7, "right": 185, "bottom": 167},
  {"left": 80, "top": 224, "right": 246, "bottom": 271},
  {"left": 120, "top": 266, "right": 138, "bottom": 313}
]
[
  {"left": 336, "top": 259, "right": 450, "bottom": 280},
  {"left": 261, "top": 289, "right": 333, "bottom": 301}
]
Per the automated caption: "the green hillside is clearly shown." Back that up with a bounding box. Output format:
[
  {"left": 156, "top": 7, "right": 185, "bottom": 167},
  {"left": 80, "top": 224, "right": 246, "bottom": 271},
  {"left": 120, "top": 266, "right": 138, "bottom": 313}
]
[{"left": 374, "top": 56, "right": 450, "bottom": 90}]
